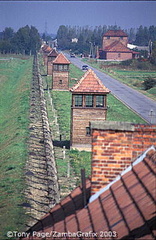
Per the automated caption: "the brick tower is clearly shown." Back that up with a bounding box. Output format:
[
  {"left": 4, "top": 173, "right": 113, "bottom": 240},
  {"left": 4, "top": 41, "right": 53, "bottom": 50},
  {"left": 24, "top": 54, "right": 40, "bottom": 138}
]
[
  {"left": 99, "top": 30, "right": 138, "bottom": 60},
  {"left": 42, "top": 45, "right": 52, "bottom": 65},
  {"left": 52, "top": 53, "right": 70, "bottom": 90},
  {"left": 102, "top": 30, "right": 128, "bottom": 50},
  {"left": 70, "top": 69, "right": 110, "bottom": 150},
  {"left": 47, "top": 49, "right": 58, "bottom": 75}
]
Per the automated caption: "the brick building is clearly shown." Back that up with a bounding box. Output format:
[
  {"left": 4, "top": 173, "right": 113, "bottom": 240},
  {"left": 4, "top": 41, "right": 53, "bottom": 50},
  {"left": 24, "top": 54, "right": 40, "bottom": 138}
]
[
  {"left": 90, "top": 121, "right": 156, "bottom": 195},
  {"left": 70, "top": 69, "right": 110, "bottom": 150},
  {"left": 41, "top": 45, "right": 52, "bottom": 65},
  {"left": 47, "top": 49, "right": 58, "bottom": 75},
  {"left": 99, "top": 30, "right": 138, "bottom": 60},
  {"left": 52, "top": 53, "right": 70, "bottom": 90}
]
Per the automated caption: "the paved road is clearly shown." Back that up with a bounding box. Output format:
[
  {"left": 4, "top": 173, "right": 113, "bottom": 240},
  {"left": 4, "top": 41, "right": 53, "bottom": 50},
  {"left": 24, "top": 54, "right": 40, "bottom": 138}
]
[{"left": 65, "top": 53, "right": 156, "bottom": 124}]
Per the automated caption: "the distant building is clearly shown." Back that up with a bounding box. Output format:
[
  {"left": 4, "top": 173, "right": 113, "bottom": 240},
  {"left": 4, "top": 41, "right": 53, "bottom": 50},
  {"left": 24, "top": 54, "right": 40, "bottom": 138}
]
[
  {"left": 47, "top": 49, "right": 58, "bottom": 75},
  {"left": 71, "top": 38, "right": 78, "bottom": 43},
  {"left": 99, "top": 30, "right": 139, "bottom": 60},
  {"left": 41, "top": 44, "right": 53, "bottom": 65},
  {"left": 52, "top": 53, "right": 70, "bottom": 90},
  {"left": 48, "top": 39, "right": 58, "bottom": 49},
  {"left": 70, "top": 69, "right": 110, "bottom": 151}
]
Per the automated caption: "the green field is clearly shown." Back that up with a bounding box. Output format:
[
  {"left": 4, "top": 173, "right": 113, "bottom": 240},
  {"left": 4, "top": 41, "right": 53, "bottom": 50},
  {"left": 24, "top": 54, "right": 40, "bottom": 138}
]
[{"left": 0, "top": 56, "right": 32, "bottom": 239}]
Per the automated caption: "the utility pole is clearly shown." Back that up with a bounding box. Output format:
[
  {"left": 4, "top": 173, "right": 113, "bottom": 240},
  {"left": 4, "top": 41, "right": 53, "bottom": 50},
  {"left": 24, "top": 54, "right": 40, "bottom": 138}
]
[
  {"left": 148, "top": 40, "right": 153, "bottom": 57},
  {"left": 89, "top": 42, "right": 93, "bottom": 58}
]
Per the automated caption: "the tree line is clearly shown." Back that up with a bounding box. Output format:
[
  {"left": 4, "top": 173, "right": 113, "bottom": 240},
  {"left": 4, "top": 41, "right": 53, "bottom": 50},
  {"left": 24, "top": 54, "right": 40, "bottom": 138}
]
[
  {"left": 0, "top": 25, "right": 41, "bottom": 55},
  {"left": 1, "top": 24, "right": 156, "bottom": 58},
  {"left": 56, "top": 25, "right": 156, "bottom": 54}
]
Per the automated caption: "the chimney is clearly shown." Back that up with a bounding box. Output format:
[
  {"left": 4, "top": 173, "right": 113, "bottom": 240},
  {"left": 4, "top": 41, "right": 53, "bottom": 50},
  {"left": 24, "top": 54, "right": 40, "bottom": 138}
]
[{"left": 90, "top": 121, "right": 156, "bottom": 195}]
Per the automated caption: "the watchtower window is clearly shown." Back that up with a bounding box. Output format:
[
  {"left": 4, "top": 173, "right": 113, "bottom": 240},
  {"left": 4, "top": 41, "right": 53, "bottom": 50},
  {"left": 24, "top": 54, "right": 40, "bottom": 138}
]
[
  {"left": 58, "top": 65, "right": 63, "bottom": 71},
  {"left": 86, "top": 95, "right": 93, "bottom": 107},
  {"left": 59, "top": 80, "right": 63, "bottom": 84},
  {"left": 53, "top": 64, "right": 69, "bottom": 71},
  {"left": 53, "top": 64, "right": 58, "bottom": 71},
  {"left": 75, "top": 95, "right": 83, "bottom": 107},
  {"left": 48, "top": 56, "right": 53, "bottom": 61},
  {"left": 86, "top": 127, "right": 91, "bottom": 136},
  {"left": 96, "top": 95, "right": 104, "bottom": 107},
  {"left": 63, "top": 64, "right": 69, "bottom": 70}
]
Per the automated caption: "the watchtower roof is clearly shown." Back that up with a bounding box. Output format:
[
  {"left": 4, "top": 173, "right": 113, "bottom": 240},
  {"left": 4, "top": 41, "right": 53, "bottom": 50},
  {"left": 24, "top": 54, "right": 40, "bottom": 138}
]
[
  {"left": 70, "top": 69, "right": 110, "bottom": 93},
  {"left": 53, "top": 52, "right": 70, "bottom": 64},
  {"left": 48, "top": 49, "right": 58, "bottom": 57},
  {"left": 42, "top": 45, "right": 52, "bottom": 53}
]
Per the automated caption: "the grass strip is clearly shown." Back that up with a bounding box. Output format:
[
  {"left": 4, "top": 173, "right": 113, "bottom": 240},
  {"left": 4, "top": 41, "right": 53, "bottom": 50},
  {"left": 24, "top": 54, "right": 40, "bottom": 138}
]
[{"left": 0, "top": 56, "right": 32, "bottom": 239}]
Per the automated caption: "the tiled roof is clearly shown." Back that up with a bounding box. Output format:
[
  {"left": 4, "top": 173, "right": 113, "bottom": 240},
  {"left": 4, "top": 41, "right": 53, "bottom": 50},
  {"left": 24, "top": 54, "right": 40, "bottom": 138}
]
[
  {"left": 104, "top": 41, "right": 133, "bottom": 53},
  {"left": 44, "top": 46, "right": 52, "bottom": 53},
  {"left": 42, "top": 45, "right": 52, "bottom": 53},
  {"left": 48, "top": 49, "right": 58, "bottom": 57},
  {"left": 20, "top": 146, "right": 156, "bottom": 240},
  {"left": 104, "top": 30, "right": 128, "bottom": 37},
  {"left": 70, "top": 69, "right": 110, "bottom": 93},
  {"left": 52, "top": 52, "right": 70, "bottom": 64}
]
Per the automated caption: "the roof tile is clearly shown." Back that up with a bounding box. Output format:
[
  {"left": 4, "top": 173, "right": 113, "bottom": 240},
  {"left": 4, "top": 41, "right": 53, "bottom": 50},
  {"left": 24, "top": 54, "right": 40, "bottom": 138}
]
[
  {"left": 112, "top": 219, "right": 129, "bottom": 239},
  {"left": 53, "top": 52, "right": 70, "bottom": 64},
  {"left": 70, "top": 69, "right": 110, "bottom": 93},
  {"left": 65, "top": 215, "right": 79, "bottom": 232},
  {"left": 20, "top": 147, "right": 156, "bottom": 240},
  {"left": 104, "top": 41, "right": 133, "bottom": 53},
  {"left": 48, "top": 49, "right": 58, "bottom": 57},
  {"left": 104, "top": 30, "right": 128, "bottom": 37},
  {"left": 42, "top": 45, "right": 52, "bottom": 53},
  {"left": 76, "top": 209, "right": 92, "bottom": 232}
]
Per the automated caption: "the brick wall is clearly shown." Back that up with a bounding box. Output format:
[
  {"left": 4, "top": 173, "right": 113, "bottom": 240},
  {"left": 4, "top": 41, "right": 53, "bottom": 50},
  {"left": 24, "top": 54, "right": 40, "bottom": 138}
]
[
  {"left": 52, "top": 71, "right": 69, "bottom": 90},
  {"left": 47, "top": 62, "right": 53, "bottom": 75},
  {"left": 90, "top": 121, "right": 156, "bottom": 195},
  {"left": 106, "top": 52, "right": 133, "bottom": 61},
  {"left": 132, "top": 124, "right": 156, "bottom": 159},
  {"left": 71, "top": 108, "right": 107, "bottom": 148}
]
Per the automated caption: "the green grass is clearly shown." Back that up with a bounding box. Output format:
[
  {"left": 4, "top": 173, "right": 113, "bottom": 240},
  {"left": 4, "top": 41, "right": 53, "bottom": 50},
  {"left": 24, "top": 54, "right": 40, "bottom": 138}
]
[
  {"left": 0, "top": 56, "right": 32, "bottom": 239},
  {"left": 51, "top": 91, "right": 71, "bottom": 140},
  {"left": 69, "top": 64, "right": 84, "bottom": 87},
  {"left": 69, "top": 150, "right": 91, "bottom": 179}
]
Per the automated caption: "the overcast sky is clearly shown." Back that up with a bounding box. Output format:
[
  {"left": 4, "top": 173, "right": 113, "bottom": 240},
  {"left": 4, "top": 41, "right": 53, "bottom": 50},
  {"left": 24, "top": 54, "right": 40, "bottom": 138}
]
[{"left": 0, "top": 1, "right": 156, "bottom": 34}]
